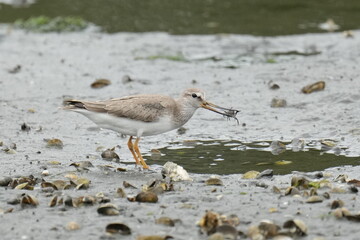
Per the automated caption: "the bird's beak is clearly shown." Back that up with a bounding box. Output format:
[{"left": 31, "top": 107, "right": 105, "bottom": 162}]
[{"left": 200, "top": 101, "right": 239, "bottom": 118}]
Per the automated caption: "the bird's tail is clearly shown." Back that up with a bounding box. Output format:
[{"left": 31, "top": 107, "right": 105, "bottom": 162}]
[{"left": 62, "top": 99, "right": 86, "bottom": 110}]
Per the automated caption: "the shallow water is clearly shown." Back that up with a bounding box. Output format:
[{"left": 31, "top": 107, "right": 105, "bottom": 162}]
[
  {"left": 1, "top": 0, "right": 360, "bottom": 35},
  {"left": 146, "top": 141, "right": 360, "bottom": 174}
]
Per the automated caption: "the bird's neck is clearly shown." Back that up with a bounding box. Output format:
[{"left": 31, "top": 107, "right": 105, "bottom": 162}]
[{"left": 172, "top": 98, "right": 198, "bottom": 127}]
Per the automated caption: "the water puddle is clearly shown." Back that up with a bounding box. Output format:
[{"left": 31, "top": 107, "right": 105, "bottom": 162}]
[{"left": 146, "top": 140, "right": 360, "bottom": 175}]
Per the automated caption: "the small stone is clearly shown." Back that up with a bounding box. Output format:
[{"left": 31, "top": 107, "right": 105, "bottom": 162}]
[
  {"left": 177, "top": 127, "right": 187, "bottom": 135},
  {"left": 161, "top": 162, "right": 192, "bottom": 181},
  {"left": 21, "top": 123, "right": 31, "bottom": 131}
]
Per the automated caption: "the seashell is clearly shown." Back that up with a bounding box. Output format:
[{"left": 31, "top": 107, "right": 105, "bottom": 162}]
[
  {"left": 97, "top": 203, "right": 120, "bottom": 216},
  {"left": 20, "top": 194, "right": 39, "bottom": 208},
  {"left": 105, "top": 223, "right": 131, "bottom": 235},
  {"left": 0, "top": 177, "right": 12, "bottom": 187},
  {"left": 101, "top": 148, "right": 120, "bottom": 161},
  {"left": 320, "top": 139, "right": 337, "bottom": 150},
  {"left": 82, "top": 195, "right": 96, "bottom": 205},
  {"left": 91, "top": 78, "right": 111, "bottom": 89},
  {"left": 74, "top": 178, "right": 91, "bottom": 190},
  {"left": 309, "top": 188, "right": 318, "bottom": 196},
  {"left": 64, "top": 196, "right": 74, "bottom": 207},
  {"left": 333, "top": 208, "right": 342, "bottom": 218},
  {"left": 123, "top": 181, "right": 137, "bottom": 189},
  {"left": 45, "top": 138, "right": 64, "bottom": 149},
  {"left": 41, "top": 181, "right": 58, "bottom": 190},
  {"left": 247, "top": 225, "right": 262, "bottom": 240},
  {"left": 322, "top": 192, "right": 330, "bottom": 199},
  {"left": 268, "top": 81, "right": 280, "bottom": 90},
  {"left": 208, "top": 232, "right": 227, "bottom": 240},
  {"left": 64, "top": 183, "right": 77, "bottom": 190},
  {"left": 258, "top": 220, "right": 280, "bottom": 238},
  {"left": 52, "top": 180, "right": 67, "bottom": 190},
  {"left": 197, "top": 211, "right": 221, "bottom": 235},
  {"left": 284, "top": 187, "right": 300, "bottom": 196},
  {"left": 14, "top": 182, "right": 33, "bottom": 190},
  {"left": 57, "top": 197, "right": 64, "bottom": 205},
  {"left": 272, "top": 186, "right": 281, "bottom": 194},
  {"left": 70, "top": 161, "right": 94, "bottom": 169},
  {"left": 145, "top": 179, "right": 169, "bottom": 194},
  {"left": 116, "top": 188, "right": 127, "bottom": 198},
  {"left": 155, "top": 217, "right": 175, "bottom": 227},
  {"left": 331, "top": 199, "right": 344, "bottom": 209},
  {"left": 215, "top": 224, "right": 238, "bottom": 240},
  {"left": 4, "top": 148, "right": 17, "bottom": 154},
  {"left": 347, "top": 179, "right": 360, "bottom": 187},
  {"left": 291, "top": 176, "right": 309, "bottom": 189},
  {"left": 49, "top": 195, "right": 58, "bottom": 207},
  {"left": 135, "top": 192, "right": 158, "bottom": 203},
  {"left": 345, "top": 213, "right": 360, "bottom": 222},
  {"left": 205, "top": 178, "right": 223, "bottom": 186},
  {"left": 302, "top": 81, "right": 325, "bottom": 94},
  {"left": 222, "top": 214, "right": 240, "bottom": 226},
  {"left": 334, "top": 174, "right": 348, "bottom": 183},
  {"left": 283, "top": 219, "right": 307, "bottom": 236},
  {"left": 306, "top": 196, "right": 323, "bottom": 203},
  {"left": 136, "top": 235, "right": 173, "bottom": 240},
  {"left": 64, "top": 173, "right": 78, "bottom": 180},
  {"left": 257, "top": 169, "right": 273, "bottom": 178},
  {"left": 242, "top": 170, "right": 260, "bottom": 179}
]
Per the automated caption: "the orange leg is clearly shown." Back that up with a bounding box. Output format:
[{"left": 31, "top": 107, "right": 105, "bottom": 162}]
[
  {"left": 134, "top": 137, "right": 149, "bottom": 169},
  {"left": 127, "top": 136, "right": 140, "bottom": 166}
]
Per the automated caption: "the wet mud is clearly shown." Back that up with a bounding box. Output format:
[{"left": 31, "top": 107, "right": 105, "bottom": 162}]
[{"left": 1, "top": 26, "right": 360, "bottom": 239}]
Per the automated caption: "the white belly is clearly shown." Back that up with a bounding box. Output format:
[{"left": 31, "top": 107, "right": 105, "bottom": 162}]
[{"left": 73, "top": 109, "right": 177, "bottom": 137}]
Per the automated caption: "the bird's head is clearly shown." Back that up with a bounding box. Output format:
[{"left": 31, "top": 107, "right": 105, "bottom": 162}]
[{"left": 181, "top": 88, "right": 240, "bottom": 122}]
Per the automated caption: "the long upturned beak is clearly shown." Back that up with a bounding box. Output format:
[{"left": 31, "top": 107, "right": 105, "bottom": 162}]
[{"left": 200, "top": 101, "right": 240, "bottom": 120}]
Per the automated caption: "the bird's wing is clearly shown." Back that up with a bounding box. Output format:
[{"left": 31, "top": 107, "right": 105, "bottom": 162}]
[{"left": 82, "top": 95, "right": 176, "bottom": 122}]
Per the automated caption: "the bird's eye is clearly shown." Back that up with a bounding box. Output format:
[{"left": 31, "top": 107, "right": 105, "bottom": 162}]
[{"left": 192, "top": 93, "right": 197, "bottom": 98}]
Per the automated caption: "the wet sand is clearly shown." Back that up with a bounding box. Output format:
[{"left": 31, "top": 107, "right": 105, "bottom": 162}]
[{"left": 1, "top": 26, "right": 360, "bottom": 239}]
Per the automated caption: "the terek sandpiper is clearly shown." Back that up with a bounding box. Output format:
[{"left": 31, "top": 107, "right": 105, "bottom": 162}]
[{"left": 63, "top": 88, "right": 239, "bottom": 169}]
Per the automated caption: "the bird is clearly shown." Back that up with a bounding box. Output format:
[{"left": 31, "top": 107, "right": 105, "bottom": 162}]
[{"left": 63, "top": 88, "right": 239, "bottom": 169}]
